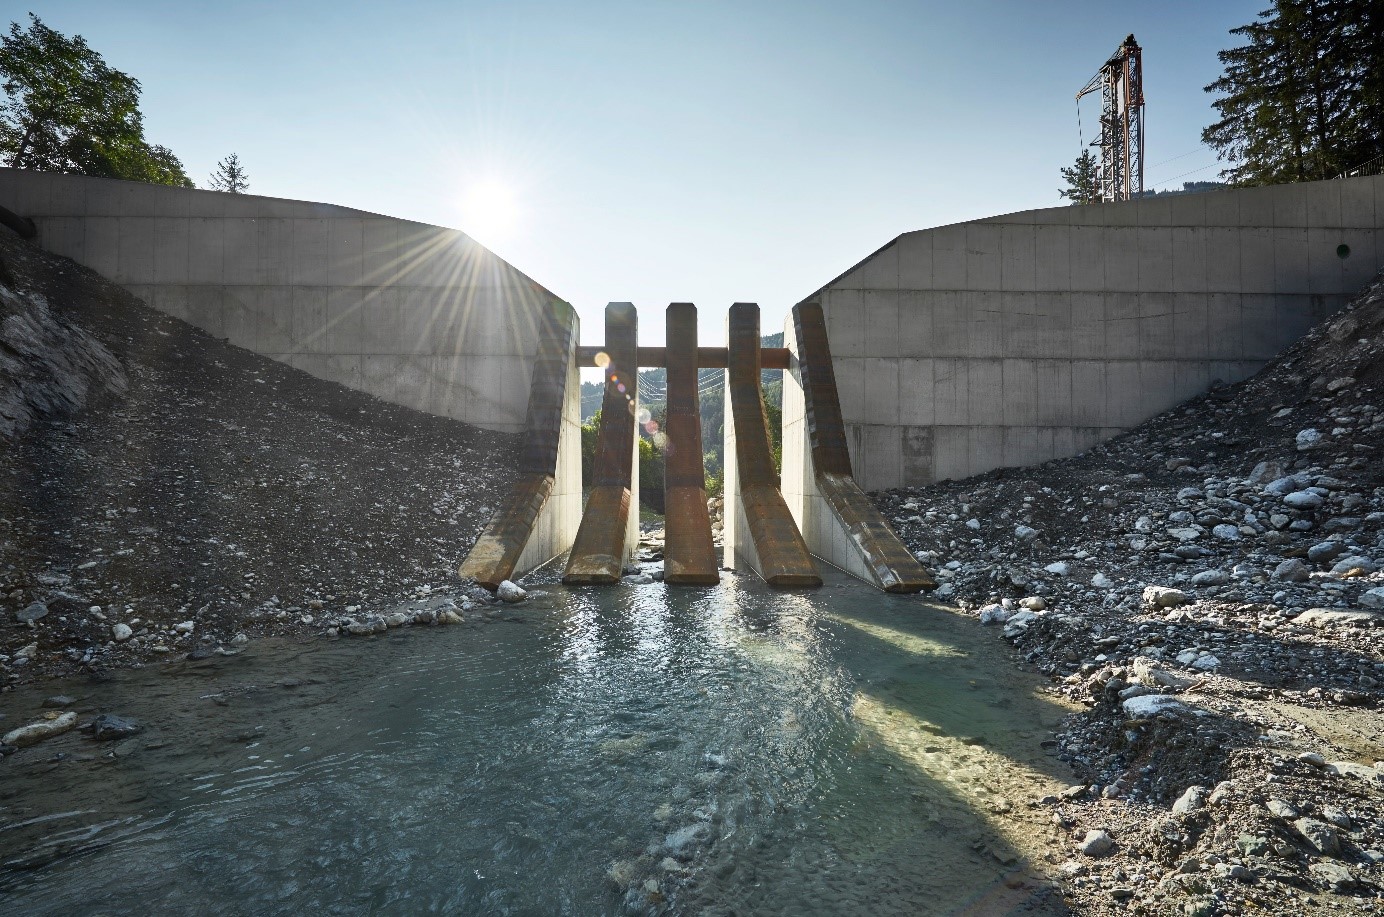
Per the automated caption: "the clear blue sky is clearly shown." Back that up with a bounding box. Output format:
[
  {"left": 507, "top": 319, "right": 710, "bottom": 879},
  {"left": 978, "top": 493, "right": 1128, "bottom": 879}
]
[{"left": 21, "top": 0, "right": 1262, "bottom": 345}]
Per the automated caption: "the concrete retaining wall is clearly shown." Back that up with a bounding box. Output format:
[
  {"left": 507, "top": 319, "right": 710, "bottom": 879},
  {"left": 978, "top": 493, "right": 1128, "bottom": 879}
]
[
  {"left": 0, "top": 168, "right": 568, "bottom": 434},
  {"left": 795, "top": 175, "right": 1384, "bottom": 491}
]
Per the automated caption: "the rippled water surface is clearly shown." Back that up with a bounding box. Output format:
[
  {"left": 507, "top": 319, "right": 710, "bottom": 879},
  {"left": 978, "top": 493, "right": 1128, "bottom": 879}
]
[{"left": 1, "top": 568, "right": 1079, "bottom": 915}]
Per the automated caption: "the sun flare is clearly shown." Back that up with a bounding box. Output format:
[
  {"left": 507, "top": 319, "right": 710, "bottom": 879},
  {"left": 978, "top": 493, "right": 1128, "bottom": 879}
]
[{"left": 459, "top": 178, "right": 520, "bottom": 244}]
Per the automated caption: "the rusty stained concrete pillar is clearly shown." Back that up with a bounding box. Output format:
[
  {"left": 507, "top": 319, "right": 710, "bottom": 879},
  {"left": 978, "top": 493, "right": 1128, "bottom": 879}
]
[
  {"left": 563, "top": 302, "right": 639, "bottom": 584},
  {"left": 723, "top": 302, "right": 820, "bottom": 588},
  {"left": 661, "top": 303, "right": 719, "bottom": 585}
]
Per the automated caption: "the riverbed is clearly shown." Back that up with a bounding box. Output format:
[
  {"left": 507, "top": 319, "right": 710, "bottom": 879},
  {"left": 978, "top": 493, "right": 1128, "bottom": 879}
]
[{"left": 0, "top": 567, "right": 1079, "bottom": 915}]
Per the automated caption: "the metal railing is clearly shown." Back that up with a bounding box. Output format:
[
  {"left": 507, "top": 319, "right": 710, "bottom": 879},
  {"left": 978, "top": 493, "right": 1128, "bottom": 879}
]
[{"left": 1336, "top": 155, "right": 1384, "bottom": 179}]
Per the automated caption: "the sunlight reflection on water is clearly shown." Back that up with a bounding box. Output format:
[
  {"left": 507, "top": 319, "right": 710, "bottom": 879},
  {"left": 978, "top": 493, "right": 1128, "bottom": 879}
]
[{"left": 0, "top": 568, "right": 1077, "bottom": 915}]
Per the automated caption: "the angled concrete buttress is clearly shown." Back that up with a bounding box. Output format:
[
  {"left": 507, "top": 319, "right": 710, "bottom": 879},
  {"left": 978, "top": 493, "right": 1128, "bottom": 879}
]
[
  {"left": 783, "top": 302, "right": 936, "bottom": 592},
  {"left": 459, "top": 302, "right": 582, "bottom": 588},
  {"left": 723, "top": 302, "right": 821, "bottom": 588},
  {"left": 563, "top": 303, "right": 640, "bottom": 584},
  {"left": 662, "top": 303, "right": 719, "bottom": 585}
]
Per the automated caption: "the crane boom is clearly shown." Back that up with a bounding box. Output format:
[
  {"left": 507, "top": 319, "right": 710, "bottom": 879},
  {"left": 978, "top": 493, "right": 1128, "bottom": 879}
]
[{"left": 1075, "top": 34, "right": 1144, "bottom": 202}]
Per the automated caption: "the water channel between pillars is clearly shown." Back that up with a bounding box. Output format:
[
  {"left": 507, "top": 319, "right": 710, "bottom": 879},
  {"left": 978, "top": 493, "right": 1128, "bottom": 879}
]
[{"left": 0, "top": 567, "right": 1082, "bottom": 915}]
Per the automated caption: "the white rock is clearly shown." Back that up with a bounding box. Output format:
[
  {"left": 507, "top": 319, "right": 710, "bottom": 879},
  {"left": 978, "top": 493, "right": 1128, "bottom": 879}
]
[
  {"left": 496, "top": 580, "right": 527, "bottom": 603},
  {"left": 1190, "top": 570, "right": 1231, "bottom": 586},
  {"left": 111, "top": 623, "right": 133, "bottom": 642},
  {"left": 1190, "top": 654, "right": 1220, "bottom": 671},
  {"left": 1078, "top": 829, "right": 1115, "bottom": 857},
  {"left": 1325, "top": 761, "right": 1384, "bottom": 784},
  {"left": 3, "top": 711, "right": 78, "bottom": 748},
  {"left": 1332, "top": 555, "right": 1376, "bottom": 574},
  {"left": 1172, "top": 785, "right": 1208, "bottom": 815},
  {"left": 1295, "top": 428, "right": 1322, "bottom": 450},
  {"left": 1014, "top": 525, "right": 1039, "bottom": 543},
  {"left": 173, "top": 621, "right": 195, "bottom": 634},
  {"left": 1247, "top": 461, "right": 1285, "bottom": 484},
  {"left": 1211, "top": 524, "right": 1241, "bottom": 541},
  {"left": 1292, "top": 607, "right": 1382, "bottom": 627},
  {"left": 1359, "top": 587, "right": 1384, "bottom": 609},
  {"left": 1284, "top": 490, "right": 1325, "bottom": 510},
  {"left": 966, "top": 518, "right": 981, "bottom": 530},
  {"left": 1044, "top": 561, "right": 1070, "bottom": 576},
  {"left": 1167, "top": 527, "right": 1202, "bottom": 541},
  {"left": 1090, "top": 572, "right": 1113, "bottom": 588},
  {"left": 979, "top": 604, "right": 1011, "bottom": 625},
  {"left": 1142, "top": 586, "right": 1187, "bottom": 608},
  {"left": 1133, "top": 658, "right": 1195, "bottom": 689},
  {"left": 1019, "top": 596, "right": 1046, "bottom": 610},
  {"left": 1002, "top": 610, "right": 1038, "bottom": 637},
  {"left": 1272, "top": 559, "right": 1310, "bottom": 582},
  {"left": 1122, "top": 694, "right": 1186, "bottom": 718}
]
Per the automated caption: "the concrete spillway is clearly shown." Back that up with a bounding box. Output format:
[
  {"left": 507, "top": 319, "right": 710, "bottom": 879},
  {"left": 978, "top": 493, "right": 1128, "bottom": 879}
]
[
  {"left": 8, "top": 169, "right": 1368, "bottom": 591},
  {"left": 722, "top": 303, "right": 821, "bottom": 588},
  {"left": 562, "top": 303, "right": 640, "bottom": 584},
  {"left": 661, "top": 304, "right": 720, "bottom": 585},
  {"left": 462, "top": 297, "right": 930, "bottom": 594}
]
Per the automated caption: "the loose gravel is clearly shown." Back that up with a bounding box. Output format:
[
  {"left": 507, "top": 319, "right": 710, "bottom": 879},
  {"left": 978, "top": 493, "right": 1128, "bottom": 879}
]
[{"left": 878, "top": 270, "right": 1384, "bottom": 915}]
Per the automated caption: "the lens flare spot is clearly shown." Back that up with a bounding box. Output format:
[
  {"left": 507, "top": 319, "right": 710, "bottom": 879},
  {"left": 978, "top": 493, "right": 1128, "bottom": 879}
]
[
  {"left": 637, "top": 407, "right": 651, "bottom": 425},
  {"left": 617, "top": 382, "right": 626, "bottom": 394},
  {"left": 652, "top": 431, "right": 668, "bottom": 449},
  {"left": 593, "top": 351, "right": 611, "bottom": 369}
]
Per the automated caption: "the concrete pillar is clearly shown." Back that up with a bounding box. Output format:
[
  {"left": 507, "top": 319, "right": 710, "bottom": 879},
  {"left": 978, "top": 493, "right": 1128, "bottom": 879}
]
[
  {"left": 722, "top": 302, "right": 820, "bottom": 587},
  {"left": 563, "top": 302, "right": 639, "bottom": 583},
  {"left": 662, "top": 303, "right": 719, "bottom": 584}
]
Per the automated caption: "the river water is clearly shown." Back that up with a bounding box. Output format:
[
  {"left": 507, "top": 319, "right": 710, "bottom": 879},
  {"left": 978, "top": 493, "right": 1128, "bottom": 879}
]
[{"left": 0, "top": 567, "right": 1078, "bottom": 915}]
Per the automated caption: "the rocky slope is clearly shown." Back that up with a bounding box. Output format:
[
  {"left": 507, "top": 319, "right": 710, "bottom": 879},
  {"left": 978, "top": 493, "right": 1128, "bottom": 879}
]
[
  {"left": 878, "top": 270, "right": 1384, "bottom": 915},
  {"left": 0, "top": 226, "right": 516, "bottom": 690}
]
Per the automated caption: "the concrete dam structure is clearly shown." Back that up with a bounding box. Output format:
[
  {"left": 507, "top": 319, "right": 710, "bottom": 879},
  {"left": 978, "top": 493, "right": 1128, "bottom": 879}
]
[
  {"left": 783, "top": 174, "right": 1384, "bottom": 496},
  {"left": 3, "top": 168, "right": 1381, "bottom": 591},
  {"left": 0, "top": 167, "right": 584, "bottom": 580}
]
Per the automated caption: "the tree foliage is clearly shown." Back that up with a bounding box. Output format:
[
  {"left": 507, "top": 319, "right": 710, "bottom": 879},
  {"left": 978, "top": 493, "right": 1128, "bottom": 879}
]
[
  {"left": 0, "top": 14, "right": 191, "bottom": 185},
  {"left": 208, "top": 153, "right": 249, "bottom": 193},
  {"left": 1203, "top": 0, "right": 1384, "bottom": 185},
  {"left": 1058, "top": 149, "right": 1100, "bottom": 204}
]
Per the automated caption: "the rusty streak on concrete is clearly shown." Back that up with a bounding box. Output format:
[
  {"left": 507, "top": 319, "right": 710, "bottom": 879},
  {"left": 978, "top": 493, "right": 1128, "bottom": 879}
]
[
  {"left": 662, "top": 303, "right": 720, "bottom": 585},
  {"left": 563, "top": 303, "right": 638, "bottom": 584},
  {"left": 728, "top": 302, "right": 821, "bottom": 588}
]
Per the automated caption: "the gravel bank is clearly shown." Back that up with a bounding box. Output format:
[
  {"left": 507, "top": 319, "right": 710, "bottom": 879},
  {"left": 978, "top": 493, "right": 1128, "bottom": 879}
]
[
  {"left": 879, "top": 270, "right": 1384, "bottom": 914},
  {"left": 0, "top": 227, "right": 517, "bottom": 689}
]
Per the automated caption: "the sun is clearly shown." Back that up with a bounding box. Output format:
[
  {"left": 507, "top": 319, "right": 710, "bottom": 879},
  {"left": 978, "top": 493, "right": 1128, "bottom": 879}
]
[{"left": 459, "top": 178, "right": 520, "bottom": 244}]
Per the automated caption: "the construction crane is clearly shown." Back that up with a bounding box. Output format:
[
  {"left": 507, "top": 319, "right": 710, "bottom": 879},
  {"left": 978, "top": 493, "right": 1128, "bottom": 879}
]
[{"left": 1076, "top": 34, "right": 1145, "bottom": 202}]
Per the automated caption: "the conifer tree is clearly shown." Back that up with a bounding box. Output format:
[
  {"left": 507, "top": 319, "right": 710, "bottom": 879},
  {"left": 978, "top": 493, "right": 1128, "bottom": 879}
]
[
  {"left": 207, "top": 153, "right": 249, "bottom": 193},
  {"left": 1203, "top": 0, "right": 1383, "bottom": 185},
  {"left": 1058, "top": 149, "right": 1101, "bottom": 204}
]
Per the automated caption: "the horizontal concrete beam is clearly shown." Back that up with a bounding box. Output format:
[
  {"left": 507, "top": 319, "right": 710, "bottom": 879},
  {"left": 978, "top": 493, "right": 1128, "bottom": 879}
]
[{"left": 576, "top": 345, "right": 791, "bottom": 369}]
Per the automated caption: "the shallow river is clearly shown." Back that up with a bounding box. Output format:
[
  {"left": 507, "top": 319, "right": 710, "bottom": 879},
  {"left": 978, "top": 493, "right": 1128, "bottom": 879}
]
[{"left": 1, "top": 567, "right": 1079, "bottom": 915}]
